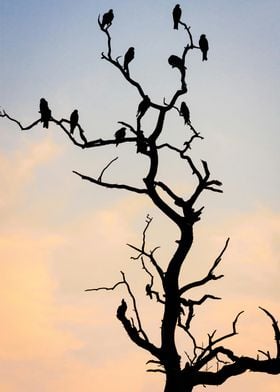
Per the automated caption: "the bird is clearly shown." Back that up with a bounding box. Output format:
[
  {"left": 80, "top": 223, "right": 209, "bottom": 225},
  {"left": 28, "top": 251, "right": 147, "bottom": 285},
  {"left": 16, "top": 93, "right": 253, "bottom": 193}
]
[
  {"left": 145, "top": 284, "right": 153, "bottom": 299},
  {"left": 116, "top": 299, "right": 127, "bottom": 320},
  {"left": 136, "top": 95, "right": 150, "bottom": 118},
  {"left": 70, "top": 109, "right": 79, "bottom": 134},
  {"left": 168, "top": 55, "right": 185, "bottom": 73},
  {"left": 114, "top": 127, "right": 126, "bottom": 146},
  {"left": 39, "top": 98, "right": 51, "bottom": 129},
  {"left": 136, "top": 130, "right": 147, "bottom": 154},
  {"left": 172, "top": 4, "right": 182, "bottom": 30},
  {"left": 101, "top": 9, "right": 114, "bottom": 29},
  {"left": 123, "top": 47, "right": 135, "bottom": 74},
  {"left": 180, "top": 102, "right": 190, "bottom": 125},
  {"left": 199, "top": 34, "right": 209, "bottom": 61}
]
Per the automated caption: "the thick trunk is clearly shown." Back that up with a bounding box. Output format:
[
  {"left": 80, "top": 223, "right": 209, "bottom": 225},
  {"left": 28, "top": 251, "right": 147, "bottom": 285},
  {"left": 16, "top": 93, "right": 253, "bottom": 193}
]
[
  {"left": 161, "top": 227, "right": 194, "bottom": 392},
  {"left": 164, "top": 372, "right": 193, "bottom": 392}
]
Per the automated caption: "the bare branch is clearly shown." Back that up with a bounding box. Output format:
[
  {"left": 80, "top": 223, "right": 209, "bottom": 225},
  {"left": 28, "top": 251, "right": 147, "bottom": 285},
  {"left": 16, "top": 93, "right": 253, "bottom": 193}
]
[
  {"left": 193, "top": 358, "right": 280, "bottom": 387},
  {"left": 98, "top": 157, "right": 119, "bottom": 182},
  {"left": 0, "top": 110, "right": 41, "bottom": 130},
  {"left": 194, "top": 311, "right": 244, "bottom": 369},
  {"left": 259, "top": 307, "right": 280, "bottom": 358},
  {"left": 73, "top": 170, "right": 147, "bottom": 194},
  {"left": 127, "top": 216, "right": 165, "bottom": 284},
  {"left": 85, "top": 280, "right": 124, "bottom": 292},
  {"left": 180, "top": 238, "right": 229, "bottom": 295}
]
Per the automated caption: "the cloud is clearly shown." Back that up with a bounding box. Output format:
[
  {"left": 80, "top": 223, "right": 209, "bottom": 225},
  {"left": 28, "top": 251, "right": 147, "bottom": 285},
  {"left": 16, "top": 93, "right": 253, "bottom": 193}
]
[
  {"left": 0, "top": 136, "right": 60, "bottom": 214},
  {"left": 0, "top": 232, "right": 81, "bottom": 361}
]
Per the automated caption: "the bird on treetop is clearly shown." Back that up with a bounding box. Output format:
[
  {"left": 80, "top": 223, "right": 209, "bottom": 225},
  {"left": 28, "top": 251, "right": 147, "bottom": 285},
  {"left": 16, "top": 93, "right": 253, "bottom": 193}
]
[
  {"left": 101, "top": 9, "right": 114, "bottom": 29},
  {"left": 199, "top": 34, "right": 209, "bottom": 61},
  {"left": 173, "top": 4, "right": 182, "bottom": 30},
  {"left": 168, "top": 55, "right": 185, "bottom": 73}
]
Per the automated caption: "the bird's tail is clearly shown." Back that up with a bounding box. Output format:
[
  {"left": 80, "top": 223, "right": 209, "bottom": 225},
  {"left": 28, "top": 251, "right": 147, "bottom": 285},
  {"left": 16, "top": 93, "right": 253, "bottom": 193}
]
[
  {"left": 203, "top": 53, "right": 208, "bottom": 61},
  {"left": 174, "top": 22, "right": 178, "bottom": 30}
]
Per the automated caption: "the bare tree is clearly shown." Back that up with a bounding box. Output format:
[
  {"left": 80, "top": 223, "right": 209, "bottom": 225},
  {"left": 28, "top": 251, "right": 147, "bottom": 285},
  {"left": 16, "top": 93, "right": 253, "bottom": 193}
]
[{"left": 1, "top": 5, "right": 279, "bottom": 392}]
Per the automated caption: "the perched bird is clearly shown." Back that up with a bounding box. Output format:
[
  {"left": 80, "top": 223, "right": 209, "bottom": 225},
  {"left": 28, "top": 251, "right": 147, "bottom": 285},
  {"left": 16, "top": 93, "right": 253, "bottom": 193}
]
[
  {"left": 145, "top": 284, "right": 153, "bottom": 299},
  {"left": 168, "top": 55, "right": 185, "bottom": 73},
  {"left": 39, "top": 98, "right": 51, "bottom": 129},
  {"left": 101, "top": 9, "right": 114, "bottom": 29},
  {"left": 136, "top": 130, "right": 147, "bottom": 154},
  {"left": 123, "top": 47, "right": 135, "bottom": 74},
  {"left": 114, "top": 127, "right": 126, "bottom": 146},
  {"left": 199, "top": 34, "right": 209, "bottom": 61},
  {"left": 116, "top": 299, "right": 127, "bottom": 320},
  {"left": 136, "top": 95, "right": 150, "bottom": 118},
  {"left": 70, "top": 109, "right": 79, "bottom": 134},
  {"left": 172, "top": 4, "right": 182, "bottom": 30},
  {"left": 180, "top": 102, "right": 190, "bottom": 125}
]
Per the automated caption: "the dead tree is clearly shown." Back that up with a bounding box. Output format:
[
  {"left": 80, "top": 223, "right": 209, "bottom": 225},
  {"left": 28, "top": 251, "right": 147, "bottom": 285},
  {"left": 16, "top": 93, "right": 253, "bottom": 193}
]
[{"left": 1, "top": 5, "right": 279, "bottom": 392}]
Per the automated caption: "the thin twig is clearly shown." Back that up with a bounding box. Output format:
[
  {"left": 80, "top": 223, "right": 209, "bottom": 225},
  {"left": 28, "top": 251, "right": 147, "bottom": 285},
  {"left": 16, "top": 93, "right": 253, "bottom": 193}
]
[{"left": 98, "top": 157, "right": 119, "bottom": 182}]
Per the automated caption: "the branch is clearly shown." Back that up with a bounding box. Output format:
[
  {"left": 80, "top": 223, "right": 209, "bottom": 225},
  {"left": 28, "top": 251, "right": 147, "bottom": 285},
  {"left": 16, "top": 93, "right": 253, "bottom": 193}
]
[
  {"left": 116, "top": 272, "right": 161, "bottom": 359},
  {"left": 193, "top": 358, "right": 280, "bottom": 387},
  {"left": 180, "top": 238, "right": 229, "bottom": 295},
  {"left": 259, "top": 307, "right": 280, "bottom": 358},
  {"left": 194, "top": 311, "right": 244, "bottom": 369},
  {"left": 0, "top": 110, "right": 41, "bottom": 130},
  {"left": 155, "top": 181, "right": 182, "bottom": 204},
  {"left": 127, "top": 215, "right": 165, "bottom": 284},
  {"left": 73, "top": 170, "right": 147, "bottom": 194},
  {"left": 97, "top": 157, "right": 118, "bottom": 182}
]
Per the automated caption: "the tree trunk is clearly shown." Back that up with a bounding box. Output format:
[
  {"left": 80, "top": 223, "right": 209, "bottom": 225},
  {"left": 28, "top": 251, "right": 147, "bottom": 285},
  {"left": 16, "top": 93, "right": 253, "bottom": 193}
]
[{"left": 164, "top": 372, "right": 193, "bottom": 392}]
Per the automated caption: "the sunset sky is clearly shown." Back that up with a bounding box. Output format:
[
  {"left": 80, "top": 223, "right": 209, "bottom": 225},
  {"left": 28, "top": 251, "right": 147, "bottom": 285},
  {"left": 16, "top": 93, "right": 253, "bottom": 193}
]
[{"left": 0, "top": 1, "right": 279, "bottom": 391}]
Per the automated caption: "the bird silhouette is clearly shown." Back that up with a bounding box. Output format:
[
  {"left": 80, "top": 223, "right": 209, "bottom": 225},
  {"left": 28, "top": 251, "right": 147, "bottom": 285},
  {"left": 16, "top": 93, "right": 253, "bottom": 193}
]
[
  {"left": 123, "top": 47, "right": 135, "bottom": 74},
  {"left": 39, "top": 98, "right": 51, "bottom": 129},
  {"left": 199, "top": 34, "right": 209, "bottom": 61},
  {"left": 116, "top": 299, "right": 127, "bottom": 320},
  {"left": 173, "top": 4, "right": 181, "bottom": 29},
  {"left": 136, "top": 130, "right": 147, "bottom": 153},
  {"left": 70, "top": 109, "right": 79, "bottom": 134},
  {"left": 145, "top": 284, "right": 153, "bottom": 299},
  {"left": 115, "top": 127, "right": 126, "bottom": 146},
  {"left": 136, "top": 95, "right": 150, "bottom": 118},
  {"left": 180, "top": 102, "right": 190, "bottom": 125},
  {"left": 101, "top": 9, "right": 114, "bottom": 29},
  {"left": 168, "top": 55, "right": 185, "bottom": 73}
]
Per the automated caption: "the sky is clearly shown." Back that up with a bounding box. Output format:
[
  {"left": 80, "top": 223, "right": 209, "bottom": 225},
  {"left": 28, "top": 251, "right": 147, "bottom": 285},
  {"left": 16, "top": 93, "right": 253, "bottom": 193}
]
[{"left": 0, "top": 0, "right": 279, "bottom": 391}]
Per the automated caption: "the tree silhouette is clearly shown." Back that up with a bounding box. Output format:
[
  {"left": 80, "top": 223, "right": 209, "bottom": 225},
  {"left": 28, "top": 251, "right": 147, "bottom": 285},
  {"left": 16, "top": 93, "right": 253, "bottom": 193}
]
[{"left": 1, "top": 5, "right": 279, "bottom": 392}]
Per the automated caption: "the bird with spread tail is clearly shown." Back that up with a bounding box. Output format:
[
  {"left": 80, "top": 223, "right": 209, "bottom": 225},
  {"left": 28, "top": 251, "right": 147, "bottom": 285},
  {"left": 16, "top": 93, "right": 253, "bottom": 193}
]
[
  {"left": 173, "top": 4, "right": 182, "bottom": 29},
  {"left": 136, "top": 95, "right": 150, "bottom": 118},
  {"left": 168, "top": 55, "right": 185, "bottom": 73},
  {"left": 180, "top": 102, "right": 190, "bottom": 125},
  {"left": 123, "top": 47, "right": 135, "bottom": 74},
  {"left": 114, "top": 127, "right": 126, "bottom": 146},
  {"left": 101, "top": 9, "right": 114, "bottom": 29},
  {"left": 70, "top": 109, "right": 79, "bottom": 134},
  {"left": 199, "top": 34, "right": 209, "bottom": 61},
  {"left": 39, "top": 98, "right": 51, "bottom": 129}
]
